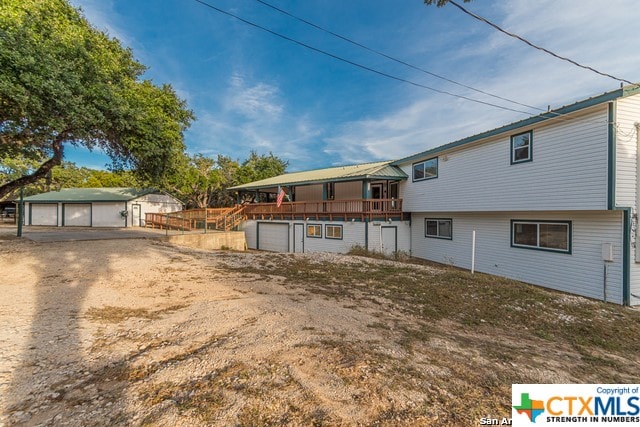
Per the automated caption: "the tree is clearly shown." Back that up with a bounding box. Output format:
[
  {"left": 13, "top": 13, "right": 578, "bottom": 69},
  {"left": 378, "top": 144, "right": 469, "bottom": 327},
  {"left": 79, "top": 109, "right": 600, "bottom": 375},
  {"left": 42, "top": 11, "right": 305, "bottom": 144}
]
[
  {"left": 164, "top": 151, "right": 287, "bottom": 208},
  {"left": 423, "top": 0, "right": 472, "bottom": 6},
  {"left": 48, "top": 162, "right": 140, "bottom": 190},
  {"left": 0, "top": 0, "right": 194, "bottom": 200},
  {"left": 237, "top": 151, "right": 288, "bottom": 184},
  {"left": 166, "top": 154, "right": 222, "bottom": 209}
]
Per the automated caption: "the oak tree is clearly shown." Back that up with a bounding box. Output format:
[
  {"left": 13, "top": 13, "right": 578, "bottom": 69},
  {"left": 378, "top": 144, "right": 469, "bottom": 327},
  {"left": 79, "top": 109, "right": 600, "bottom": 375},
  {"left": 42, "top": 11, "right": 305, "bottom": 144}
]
[{"left": 0, "top": 0, "right": 193, "bottom": 200}]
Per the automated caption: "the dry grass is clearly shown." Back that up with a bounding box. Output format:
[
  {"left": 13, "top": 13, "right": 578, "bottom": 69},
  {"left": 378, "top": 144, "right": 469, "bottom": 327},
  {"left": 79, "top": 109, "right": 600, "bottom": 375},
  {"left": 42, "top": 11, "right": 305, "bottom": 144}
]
[
  {"left": 85, "top": 304, "right": 187, "bottom": 323},
  {"left": 218, "top": 252, "right": 640, "bottom": 425}
]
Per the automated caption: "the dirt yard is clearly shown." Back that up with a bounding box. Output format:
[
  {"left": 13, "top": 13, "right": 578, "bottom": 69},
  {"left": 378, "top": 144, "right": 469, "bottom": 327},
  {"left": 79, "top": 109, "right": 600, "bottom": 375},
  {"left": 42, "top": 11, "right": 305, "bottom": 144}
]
[{"left": 1, "top": 228, "right": 639, "bottom": 426}]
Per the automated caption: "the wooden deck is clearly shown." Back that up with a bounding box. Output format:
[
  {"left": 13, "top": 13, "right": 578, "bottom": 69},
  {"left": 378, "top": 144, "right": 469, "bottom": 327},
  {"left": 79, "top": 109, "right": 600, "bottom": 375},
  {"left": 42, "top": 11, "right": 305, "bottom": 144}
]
[
  {"left": 145, "top": 206, "right": 245, "bottom": 231},
  {"left": 145, "top": 199, "right": 405, "bottom": 231},
  {"left": 243, "top": 198, "right": 404, "bottom": 221}
]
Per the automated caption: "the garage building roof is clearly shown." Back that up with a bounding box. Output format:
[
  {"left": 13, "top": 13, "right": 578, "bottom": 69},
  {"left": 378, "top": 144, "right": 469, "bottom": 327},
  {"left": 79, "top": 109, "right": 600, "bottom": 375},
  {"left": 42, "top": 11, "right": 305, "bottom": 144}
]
[{"left": 21, "top": 188, "right": 156, "bottom": 203}]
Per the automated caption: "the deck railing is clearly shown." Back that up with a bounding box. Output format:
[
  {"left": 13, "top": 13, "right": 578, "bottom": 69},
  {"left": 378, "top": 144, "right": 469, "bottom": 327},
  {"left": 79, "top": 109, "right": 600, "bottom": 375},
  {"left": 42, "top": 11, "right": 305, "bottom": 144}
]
[
  {"left": 145, "top": 206, "right": 246, "bottom": 232},
  {"left": 243, "top": 198, "right": 403, "bottom": 221}
]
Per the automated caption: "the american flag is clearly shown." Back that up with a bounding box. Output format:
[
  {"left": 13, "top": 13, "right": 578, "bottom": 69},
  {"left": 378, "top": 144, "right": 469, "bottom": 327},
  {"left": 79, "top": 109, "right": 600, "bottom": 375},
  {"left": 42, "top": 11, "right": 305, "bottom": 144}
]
[{"left": 276, "top": 186, "right": 285, "bottom": 207}]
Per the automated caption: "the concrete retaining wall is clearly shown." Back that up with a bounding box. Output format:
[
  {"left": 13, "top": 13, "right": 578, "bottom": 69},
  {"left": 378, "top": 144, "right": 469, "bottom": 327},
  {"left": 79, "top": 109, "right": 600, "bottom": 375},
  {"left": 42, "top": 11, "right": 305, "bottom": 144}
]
[{"left": 164, "top": 231, "right": 246, "bottom": 251}]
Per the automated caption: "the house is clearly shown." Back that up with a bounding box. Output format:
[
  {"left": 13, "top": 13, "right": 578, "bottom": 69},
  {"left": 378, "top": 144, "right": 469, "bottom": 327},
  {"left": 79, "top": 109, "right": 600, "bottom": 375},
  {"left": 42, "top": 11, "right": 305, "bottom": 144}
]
[
  {"left": 20, "top": 188, "right": 183, "bottom": 228},
  {"left": 229, "top": 161, "right": 411, "bottom": 254},
  {"left": 232, "top": 85, "right": 640, "bottom": 306}
]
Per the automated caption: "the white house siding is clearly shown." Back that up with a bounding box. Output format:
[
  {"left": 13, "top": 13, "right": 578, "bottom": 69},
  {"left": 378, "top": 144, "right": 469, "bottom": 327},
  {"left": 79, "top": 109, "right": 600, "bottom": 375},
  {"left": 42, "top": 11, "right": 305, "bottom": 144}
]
[
  {"left": 366, "top": 221, "right": 411, "bottom": 255},
  {"left": 63, "top": 204, "right": 91, "bottom": 226},
  {"left": 29, "top": 203, "right": 59, "bottom": 226},
  {"left": 295, "top": 184, "right": 323, "bottom": 201},
  {"left": 242, "top": 219, "right": 411, "bottom": 254},
  {"left": 131, "top": 194, "right": 182, "bottom": 227},
  {"left": 411, "top": 211, "right": 624, "bottom": 304},
  {"left": 614, "top": 94, "right": 640, "bottom": 208},
  {"left": 400, "top": 107, "right": 609, "bottom": 212},
  {"left": 335, "top": 181, "right": 362, "bottom": 200},
  {"left": 614, "top": 94, "right": 640, "bottom": 305},
  {"left": 92, "top": 202, "right": 126, "bottom": 227}
]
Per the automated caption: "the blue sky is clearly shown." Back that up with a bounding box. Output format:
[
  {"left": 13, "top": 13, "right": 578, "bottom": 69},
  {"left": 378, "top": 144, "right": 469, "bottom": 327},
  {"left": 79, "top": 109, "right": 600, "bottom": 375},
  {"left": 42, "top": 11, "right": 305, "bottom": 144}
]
[{"left": 67, "top": 0, "right": 640, "bottom": 171}]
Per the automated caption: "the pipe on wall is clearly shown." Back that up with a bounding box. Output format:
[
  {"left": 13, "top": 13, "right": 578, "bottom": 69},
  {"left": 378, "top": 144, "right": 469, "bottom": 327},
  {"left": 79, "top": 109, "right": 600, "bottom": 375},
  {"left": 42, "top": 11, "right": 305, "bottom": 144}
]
[{"left": 635, "top": 123, "right": 640, "bottom": 262}]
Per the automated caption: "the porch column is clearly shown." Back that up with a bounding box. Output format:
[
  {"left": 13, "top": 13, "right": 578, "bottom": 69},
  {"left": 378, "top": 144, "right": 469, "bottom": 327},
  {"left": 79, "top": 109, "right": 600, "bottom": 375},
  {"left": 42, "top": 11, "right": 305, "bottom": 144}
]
[{"left": 362, "top": 181, "right": 371, "bottom": 199}]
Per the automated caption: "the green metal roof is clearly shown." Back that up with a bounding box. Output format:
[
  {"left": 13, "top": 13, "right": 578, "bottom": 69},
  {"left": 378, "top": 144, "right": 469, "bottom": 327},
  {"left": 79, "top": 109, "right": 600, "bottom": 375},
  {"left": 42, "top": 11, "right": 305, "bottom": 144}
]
[
  {"left": 392, "top": 84, "right": 640, "bottom": 166},
  {"left": 229, "top": 161, "right": 407, "bottom": 191},
  {"left": 22, "top": 187, "right": 157, "bottom": 202}
]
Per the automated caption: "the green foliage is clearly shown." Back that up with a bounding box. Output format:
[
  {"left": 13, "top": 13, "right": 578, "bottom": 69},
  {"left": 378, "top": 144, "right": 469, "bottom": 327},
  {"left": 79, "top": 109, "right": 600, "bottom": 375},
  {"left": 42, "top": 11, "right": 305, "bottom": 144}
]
[
  {"left": 166, "top": 154, "right": 221, "bottom": 209},
  {"left": 0, "top": 0, "right": 193, "bottom": 200},
  {"left": 0, "top": 159, "right": 141, "bottom": 198},
  {"left": 49, "top": 162, "right": 140, "bottom": 189},
  {"left": 165, "top": 151, "right": 287, "bottom": 209},
  {"left": 237, "top": 151, "right": 288, "bottom": 184}
]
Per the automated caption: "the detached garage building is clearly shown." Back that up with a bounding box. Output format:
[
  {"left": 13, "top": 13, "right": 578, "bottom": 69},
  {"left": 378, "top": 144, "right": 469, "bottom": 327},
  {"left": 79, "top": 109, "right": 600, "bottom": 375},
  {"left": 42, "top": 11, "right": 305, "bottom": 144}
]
[{"left": 22, "top": 188, "right": 183, "bottom": 227}]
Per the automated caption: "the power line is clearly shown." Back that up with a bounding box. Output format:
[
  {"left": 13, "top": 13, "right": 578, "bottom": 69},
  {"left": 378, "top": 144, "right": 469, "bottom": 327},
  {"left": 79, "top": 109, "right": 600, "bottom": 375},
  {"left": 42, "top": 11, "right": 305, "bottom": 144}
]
[
  {"left": 448, "top": 0, "right": 635, "bottom": 85},
  {"left": 255, "top": 0, "right": 545, "bottom": 114},
  {"left": 190, "top": 0, "right": 535, "bottom": 116}
]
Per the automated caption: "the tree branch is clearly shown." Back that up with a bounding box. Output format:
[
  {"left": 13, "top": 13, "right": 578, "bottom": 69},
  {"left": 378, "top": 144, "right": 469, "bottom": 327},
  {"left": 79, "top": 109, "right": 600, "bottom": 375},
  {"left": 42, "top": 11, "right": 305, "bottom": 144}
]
[{"left": 0, "top": 134, "right": 67, "bottom": 200}]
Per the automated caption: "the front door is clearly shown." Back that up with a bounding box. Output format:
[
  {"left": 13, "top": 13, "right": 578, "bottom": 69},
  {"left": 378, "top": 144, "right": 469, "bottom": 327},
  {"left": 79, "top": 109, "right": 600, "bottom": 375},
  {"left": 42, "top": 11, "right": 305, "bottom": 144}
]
[
  {"left": 371, "top": 184, "right": 383, "bottom": 211},
  {"left": 389, "top": 182, "right": 398, "bottom": 210},
  {"left": 131, "top": 204, "right": 141, "bottom": 227},
  {"left": 293, "top": 223, "right": 304, "bottom": 253}
]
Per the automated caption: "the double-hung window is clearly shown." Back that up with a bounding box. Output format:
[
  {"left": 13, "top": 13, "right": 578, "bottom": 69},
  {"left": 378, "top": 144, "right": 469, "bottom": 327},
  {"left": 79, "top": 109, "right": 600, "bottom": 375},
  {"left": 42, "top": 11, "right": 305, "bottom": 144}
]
[
  {"left": 511, "top": 131, "right": 532, "bottom": 164},
  {"left": 325, "top": 225, "right": 343, "bottom": 239},
  {"left": 511, "top": 220, "right": 571, "bottom": 253},
  {"left": 307, "top": 224, "right": 322, "bottom": 238},
  {"left": 425, "top": 218, "right": 452, "bottom": 239},
  {"left": 413, "top": 157, "right": 438, "bottom": 181}
]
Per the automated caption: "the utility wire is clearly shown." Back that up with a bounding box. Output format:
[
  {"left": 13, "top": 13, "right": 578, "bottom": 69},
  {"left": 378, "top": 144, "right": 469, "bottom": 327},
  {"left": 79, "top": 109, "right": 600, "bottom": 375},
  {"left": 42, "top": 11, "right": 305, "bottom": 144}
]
[
  {"left": 253, "top": 0, "right": 618, "bottom": 126},
  {"left": 448, "top": 0, "right": 635, "bottom": 85},
  {"left": 191, "top": 0, "right": 534, "bottom": 115},
  {"left": 255, "top": 0, "right": 545, "bottom": 113}
]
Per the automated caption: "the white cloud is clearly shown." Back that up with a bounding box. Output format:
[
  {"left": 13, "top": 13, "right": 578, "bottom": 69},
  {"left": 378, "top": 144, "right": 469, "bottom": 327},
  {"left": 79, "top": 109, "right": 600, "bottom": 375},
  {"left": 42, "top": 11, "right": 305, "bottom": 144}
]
[
  {"left": 225, "top": 74, "right": 283, "bottom": 120},
  {"left": 324, "top": 0, "right": 640, "bottom": 166},
  {"left": 186, "top": 75, "right": 326, "bottom": 170}
]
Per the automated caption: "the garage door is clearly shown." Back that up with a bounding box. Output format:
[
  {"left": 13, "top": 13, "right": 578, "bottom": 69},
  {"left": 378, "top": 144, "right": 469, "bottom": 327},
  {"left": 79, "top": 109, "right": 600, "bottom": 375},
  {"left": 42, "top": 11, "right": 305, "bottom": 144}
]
[
  {"left": 257, "top": 222, "right": 289, "bottom": 252},
  {"left": 30, "top": 204, "right": 58, "bottom": 226},
  {"left": 64, "top": 204, "right": 91, "bottom": 226}
]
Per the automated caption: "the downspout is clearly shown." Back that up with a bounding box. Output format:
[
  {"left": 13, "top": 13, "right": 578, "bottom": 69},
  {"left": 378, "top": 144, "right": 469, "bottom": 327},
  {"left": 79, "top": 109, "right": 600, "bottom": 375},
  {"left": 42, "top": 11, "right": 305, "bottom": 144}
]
[{"left": 635, "top": 122, "right": 640, "bottom": 262}]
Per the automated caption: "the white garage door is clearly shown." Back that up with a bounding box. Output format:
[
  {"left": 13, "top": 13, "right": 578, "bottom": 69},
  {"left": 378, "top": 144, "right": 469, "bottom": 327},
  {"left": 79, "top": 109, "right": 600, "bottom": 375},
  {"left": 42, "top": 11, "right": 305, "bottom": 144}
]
[
  {"left": 64, "top": 204, "right": 91, "bottom": 226},
  {"left": 258, "top": 222, "right": 289, "bottom": 252},
  {"left": 30, "top": 204, "right": 58, "bottom": 226}
]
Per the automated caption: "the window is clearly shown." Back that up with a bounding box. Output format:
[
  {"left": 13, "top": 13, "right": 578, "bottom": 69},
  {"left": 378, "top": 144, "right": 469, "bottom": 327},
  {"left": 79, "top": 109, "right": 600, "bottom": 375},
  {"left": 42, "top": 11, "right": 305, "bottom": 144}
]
[
  {"left": 511, "top": 131, "right": 532, "bottom": 164},
  {"left": 425, "top": 218, "right": 452, "bottom": 239},
  {"left": 511, "top": 220, "right": 571, "bottom": 253},
  {"left": 306, "top": 224, "right": 322, "bottom": 238},
  {"left": 325, "top": 225, "right": 343, "bottom": 239},
  {"left": 412, "top": 157, "right": 438, "bottom": 181}
]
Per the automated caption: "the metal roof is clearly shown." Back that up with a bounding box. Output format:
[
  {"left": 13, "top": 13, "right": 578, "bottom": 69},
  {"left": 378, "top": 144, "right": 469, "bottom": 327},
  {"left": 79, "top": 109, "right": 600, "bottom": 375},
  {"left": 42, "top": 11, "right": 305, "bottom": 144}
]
[
  {"left": 21, "top": 188, "right": 157, "bottom": 202},
  {"left": 229, "top": 161, "right": 407, "bottom": 191},
  {"left": 392, "top": 84, "right": 640, "bottom": 166}
]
